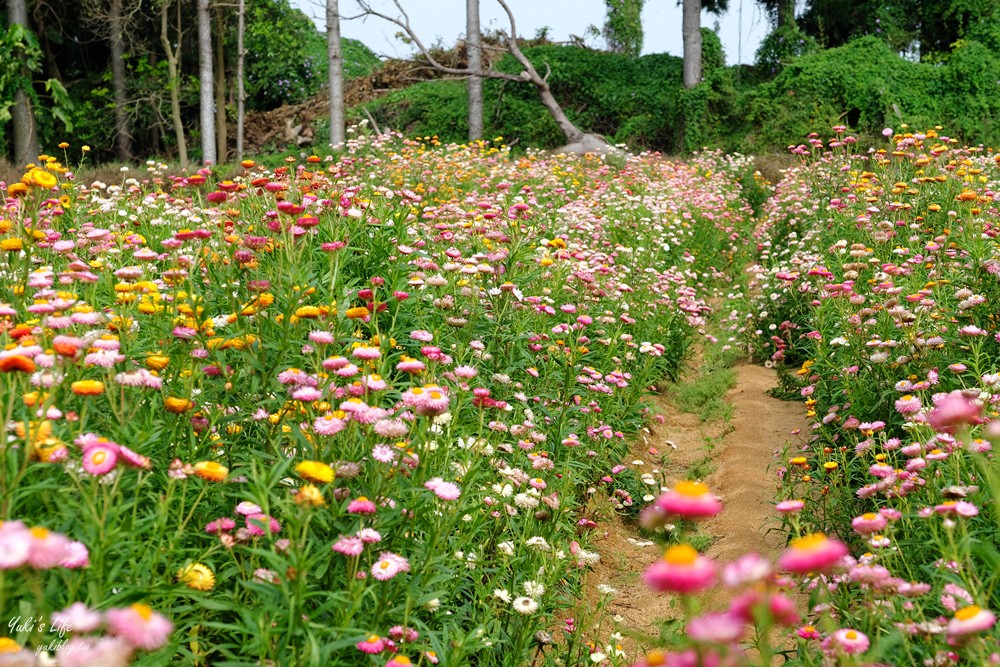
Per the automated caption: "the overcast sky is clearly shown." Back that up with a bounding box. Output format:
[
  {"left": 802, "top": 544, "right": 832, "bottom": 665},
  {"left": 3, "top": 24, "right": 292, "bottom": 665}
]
[{"left": 290, "top": 0, "right": 772, "bottom": 65}]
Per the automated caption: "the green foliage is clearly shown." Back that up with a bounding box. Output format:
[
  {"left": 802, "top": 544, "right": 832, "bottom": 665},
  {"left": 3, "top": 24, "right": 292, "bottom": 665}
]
[
  {"left": 603, "top": 0, "right": 645, "bottom": 58},
  {"left": 743, "top": 35, "right": 1000, "bottom": 149},
  {"left": 242, "top": 0, "right": 380, "bottom": 111},
  {"left": 0, "top": 23, "right": 73, "bottom": 150},
  {"left": 754, "top": 24, "right": 819, "bottom": 77}
]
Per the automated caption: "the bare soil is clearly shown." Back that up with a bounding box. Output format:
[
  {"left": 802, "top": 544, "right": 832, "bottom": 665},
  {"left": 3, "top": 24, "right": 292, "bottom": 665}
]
[{"left": 582, "top": 363, "right": 807, "bottom": 657}]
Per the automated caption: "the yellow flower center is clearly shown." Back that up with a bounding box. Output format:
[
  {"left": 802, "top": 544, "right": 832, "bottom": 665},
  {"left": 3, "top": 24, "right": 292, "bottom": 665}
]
[
  {"left": 132, "top": 603, "right": 154, "bottom": 621},
  {"left": 675, "top": 481, "right": 708, "bottom": 497},
  {"left": 92, "top": 451, "right": 107, "bottom": 465},
  {"left": 663, "top": 544, "right": 698, "bottom": 566},
  {"left": 791, "top": 532, "right": 828, "bottom": 552},
  {"left": 845, "top": 630, "right": 857, "bottom": 640},
  {"left": 956, "top": 605, "right": 981, "bottom": 621},
  {"left": 366, "top": 635, "right": 382, "bottom": 644},
  {"left": 0, "top": 638, "right": 21, "bottom": 653},
  {"left": 862, "top": 513, "right": 877, "bottom": 520},
  {"left": 30, "top": 527, "right": 49, "bottom": 539}
]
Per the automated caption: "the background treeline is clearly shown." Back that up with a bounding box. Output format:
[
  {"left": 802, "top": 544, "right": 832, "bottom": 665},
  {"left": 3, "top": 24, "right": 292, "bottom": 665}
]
[{"left": 2, "top": 0, "right": 1000, "bottom": 165}]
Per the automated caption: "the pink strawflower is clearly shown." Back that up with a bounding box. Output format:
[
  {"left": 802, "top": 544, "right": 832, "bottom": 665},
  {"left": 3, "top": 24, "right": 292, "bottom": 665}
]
[
  {"left": 851, "top": 512, "right": 888, "bottom": 534},
  {"left": 389, "top": 626, "right": 419, "bottom": 642},
  {"left": 118, "top": 445, "right": 152, "bottom": 469},
  {"left": 57, "top": 636, "right": 133, "bottom": 667},
  {"left": 357, "top": 634, "right": 387, "bottom": 654},
  {"left": 644, "top": 545, "right": 716, "bottom": 594},
  {"left": 348, "top": 497, "right": 377, "bottom": 515},
  {"left": 371, "top": 445, "right": 396, "bottom": 463},
  {"left": 205, "top": 518, "right": 236, "bottom": 534},
  {"left": 948, "top": 605, "right": 996, "bottom": 637},
  {"left": 314, "top": 413, "right": 348, "bottom": 435},
  {"left": 245, "top": 514, "right": 280, "bottom": 536},
  {"left": 654, "top": 481, "right": 721, "bottom": 519},
  {"left": 60, "top": 541, "right": 90, "bottom": 568},
  {"left": 0, "top": 520, "right": 31, "bottom": 569},
  {"left": 82, "top": 443, "right": 118, "bottom": 476},
  {"left": 332, "top": 536, "right": 365, "bottom": 557},
  {"left": 722, "top": 553, "right": 771, "bottom": 587},
  {"left": 373, "top": 419, "right": 408, "bottom": 437},
  {"left": 825, "top": 628, "right": 869, "bottom": 655},
  {"left": 235, "top": 501, "right": 263, "bottom": 516},
  {"left": 105, "top": 603, "right": 173, "bottom": 650},
  {"left": 425, "top": 477, "right": 461, "bottom": 500},
  {"left": 927, "top": 392, "right": 981, "bottom": 433},
  {"left": 52, "top": 602, "right": 103, "bottom": 634},
  {"left": 356, "top": 528, "right": 382, "bottom": 544},
  {"left": 776, "top": 499, "right": 805, "bottom": 513},
  {"left": 291, "top": 387, "right": 323, "bottom": 402},
  {"left": 686, "top": 612, "right": 745, "bottom": 643},
  {"left": 372, "top": 552, "right": 410, "bottom": 581},
  {"left": 778, "top": 533, "right": 848, "bottom": 574},
  {"left": 27, "top": 526, "right": 71, "bottom": 569}
]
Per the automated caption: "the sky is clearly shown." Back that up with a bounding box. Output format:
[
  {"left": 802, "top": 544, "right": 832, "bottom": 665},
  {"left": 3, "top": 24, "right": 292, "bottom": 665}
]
[{"left": 290, "top": 0, "right": 772, "bottom": 66}]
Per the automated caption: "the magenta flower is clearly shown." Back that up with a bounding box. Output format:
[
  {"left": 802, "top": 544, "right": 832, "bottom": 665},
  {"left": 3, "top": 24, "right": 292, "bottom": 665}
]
[
  {"left": 654, "top": 481, "right": 722, "bottom": 519},
  {"left": 644, "top": 545, "right": 716, "bottom": 594},
  {"left": 927, "top": 392, "right": 981, "bottom": 433},
  {"left": 778, "top": 533, "right": 848, "bottom": 574},
  {"left": 82, "top": 443, "right": 119, "bottom": 476},
  {"left": 851, "top": 512, "right": 888, "bottom": 535},
  {"left": 357, "top": 634, "right": 387, "bottom": 654},
  {"left": 245, "top": 514, "right": 280, "bottom": 536}
]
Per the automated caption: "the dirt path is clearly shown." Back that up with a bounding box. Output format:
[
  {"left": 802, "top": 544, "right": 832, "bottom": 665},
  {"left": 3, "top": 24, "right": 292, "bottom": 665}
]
[{"left": 582, "top": 363, "right": 807, "bottom": 654}]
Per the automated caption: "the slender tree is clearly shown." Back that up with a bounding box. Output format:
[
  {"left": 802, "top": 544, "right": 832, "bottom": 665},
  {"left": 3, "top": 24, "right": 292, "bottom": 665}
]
[
  {"left": 198, "top": 0, "right": 216, "bottom": 164},
  {"left": 604, "top": 0, "right": 645, "bottom": 57},
  {"left": 160, "top": 0, "right": 189, "bottom": 166},
  {"left": 214, "top": 5, "right": 227, "bottom": 162},
  {"left": 109, "top": 0, "right": 132, "bottom": 160},
  {"left": 357, "top": 0, "right": 609, "bottom": 150},
  {"left": 327, "top": 0, "right": 345, "bottom": 147},
  {"left": 7, "top": 0, "right": 39, "bottom": 166},
  {"left": 682, "top": 0, "right": 701, "bottom": 88},
  {"left": 236, "top": 0, "right": 246, "bottom": 161},
  {"left": 466, "top": 0, "right": 483, "bottom": 140}
]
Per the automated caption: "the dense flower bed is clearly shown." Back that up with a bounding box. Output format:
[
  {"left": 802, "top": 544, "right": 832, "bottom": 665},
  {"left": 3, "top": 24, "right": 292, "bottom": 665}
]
[
  {"left": 0, "top": 133, "right": 756, "bottom": 666},
  {"left": 713, "top": 128, "right": 1000, "bottom": 666}
]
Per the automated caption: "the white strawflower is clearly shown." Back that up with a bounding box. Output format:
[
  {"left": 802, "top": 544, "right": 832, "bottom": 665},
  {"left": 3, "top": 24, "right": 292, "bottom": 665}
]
[{"left": 512, "top": 597, "right": 539, "bottom": 614}]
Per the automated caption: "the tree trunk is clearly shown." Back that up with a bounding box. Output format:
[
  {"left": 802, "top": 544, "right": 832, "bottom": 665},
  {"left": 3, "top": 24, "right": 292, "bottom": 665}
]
[
  {"left": 236, "top": 0, "right": 246, "bottom": 161},
  {"left": 110, "top": 0, "right": 132, "bottom": 161},
  {"left": 777, "top": 0, "right": 795, "bottom": 28},
  {"left": 327, "top": 0, "right": 345, "bottom": 147},
  {"left": 7, "top": 0, "right": 39, "bottom": 166},
  {"left": 160, "top": 0, "right": 188, "bottom": 167},
  {"left": 466, "top": 0, "right": 483, "bottom": 141},
  {"left": 536, "top": 81, "right": 583, "bottom": 144},
  {"left": 214, "top": 6, "right": 227, "bottom": 162},
  {"left": 682, "top": 0, "right": 701, "bottom": 88},
  {"left": 198, "top": 0, "right": 216, "bottom": 165}
]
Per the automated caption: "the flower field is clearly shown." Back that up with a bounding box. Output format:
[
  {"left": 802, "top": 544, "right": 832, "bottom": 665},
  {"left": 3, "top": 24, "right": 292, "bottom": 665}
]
[
  {"left": 0, "top": 132, "right": 758, "bottom": 666},
  {"left": 5, "top": 126, "right": 1000, "bottom": 667}
]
